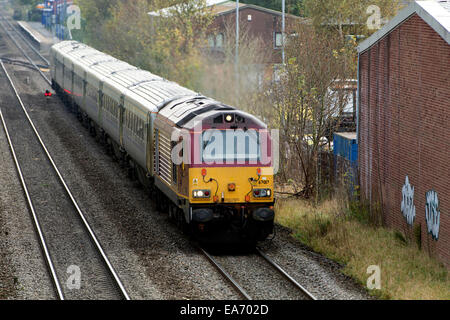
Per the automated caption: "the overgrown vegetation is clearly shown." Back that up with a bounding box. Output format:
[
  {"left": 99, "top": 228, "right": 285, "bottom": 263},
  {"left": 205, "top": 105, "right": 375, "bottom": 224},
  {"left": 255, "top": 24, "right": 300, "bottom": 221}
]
[
  {"left": 275, "top": 195, "right": 450, "bottom": 300},
  {"left": 254, "top": 23, "right": 355, "bottom": 198}
]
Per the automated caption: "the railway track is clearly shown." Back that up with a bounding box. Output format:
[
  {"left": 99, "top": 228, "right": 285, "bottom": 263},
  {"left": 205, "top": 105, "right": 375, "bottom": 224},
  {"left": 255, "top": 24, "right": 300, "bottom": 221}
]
[
  {"left": 0, "top": 25, "right": 129, "bottom": 299},
  {"left": 0, "top": 11, "right": 50, "bottom": 66},
  {"left": 0, "top": 60, "right": 129, "bottom": 300},
  {"left": 200, "top": 246, "right": 317, "bottom": 300},
  {"left": 0, "top": 14, "right": 51, "bottom": 85}
]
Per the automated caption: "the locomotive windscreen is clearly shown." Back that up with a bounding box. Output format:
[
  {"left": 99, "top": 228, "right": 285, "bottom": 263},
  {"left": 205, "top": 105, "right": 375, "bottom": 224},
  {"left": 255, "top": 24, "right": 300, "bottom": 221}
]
[{"left": 201, "top": 130, "right": 261, "bottom": 164}]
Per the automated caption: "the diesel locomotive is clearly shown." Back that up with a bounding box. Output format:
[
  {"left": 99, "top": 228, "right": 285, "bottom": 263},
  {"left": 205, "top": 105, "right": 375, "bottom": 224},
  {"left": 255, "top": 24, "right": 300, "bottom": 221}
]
[{"left": 50, "top": 41, "right": 275, "bottom": 245}]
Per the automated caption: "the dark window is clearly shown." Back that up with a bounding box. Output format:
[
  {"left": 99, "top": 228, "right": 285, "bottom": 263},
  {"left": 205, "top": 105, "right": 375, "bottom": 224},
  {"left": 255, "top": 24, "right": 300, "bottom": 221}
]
[
  {"left": 207, "top": 33, "right": 225, "bottom": 49},
  {"left": 216, "top": 33, "right": 224, "bottom": 48}
]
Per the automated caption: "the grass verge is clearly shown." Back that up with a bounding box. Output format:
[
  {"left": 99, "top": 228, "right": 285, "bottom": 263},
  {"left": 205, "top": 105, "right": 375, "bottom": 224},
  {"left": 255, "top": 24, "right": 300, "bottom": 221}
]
[{"left": 275, "top": 197, "right": 449, "bottom": 300}]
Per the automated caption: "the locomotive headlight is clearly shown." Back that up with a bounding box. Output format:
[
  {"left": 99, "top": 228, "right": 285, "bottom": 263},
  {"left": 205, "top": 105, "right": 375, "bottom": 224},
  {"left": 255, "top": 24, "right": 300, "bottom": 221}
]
[
  {"left": 193, "top": 189, "right": 211, "bottom": 199},
  {"left": 225, "top": 114, "right": 234, "bottom": 123},
  {"left": 253, "top": 188, "right": 272, "bottom": 198}
]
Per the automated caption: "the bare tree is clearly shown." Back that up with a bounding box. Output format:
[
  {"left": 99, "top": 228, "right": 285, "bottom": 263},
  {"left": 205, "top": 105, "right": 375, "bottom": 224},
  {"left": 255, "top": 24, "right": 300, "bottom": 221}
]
[
  {"left": 257, "top": 23, "right": 354, "bottom": 198},
  {"left": 198, "top": 20, "right": 269, "bottom": 111}
]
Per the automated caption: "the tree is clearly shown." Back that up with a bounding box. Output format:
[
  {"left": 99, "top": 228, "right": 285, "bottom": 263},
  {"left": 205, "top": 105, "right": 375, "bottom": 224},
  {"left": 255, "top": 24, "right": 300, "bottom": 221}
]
[
  {"left": 241, "top": 0, "right": 304, "bottom": 16},
  {"left": 255, "top": 23, "right": 354, "bottom": 198},
  {"left": 304, "top": 0, "right": 404, "bottom": 39},
  {"left": 98, "top": 0, "right": 213, "bottom": 90},
  {"left": 199, "top": 20, "right": 269, "bottom": 109},
  {"left": 73, "top": 0, "right": 118, "bottom": 46}
]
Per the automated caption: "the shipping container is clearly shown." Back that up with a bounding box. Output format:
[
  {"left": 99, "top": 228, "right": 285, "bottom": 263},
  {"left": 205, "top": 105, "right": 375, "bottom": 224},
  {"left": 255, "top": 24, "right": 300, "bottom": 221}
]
[{"left": 333, "top": 132, "right": 357, "bottom": 164}]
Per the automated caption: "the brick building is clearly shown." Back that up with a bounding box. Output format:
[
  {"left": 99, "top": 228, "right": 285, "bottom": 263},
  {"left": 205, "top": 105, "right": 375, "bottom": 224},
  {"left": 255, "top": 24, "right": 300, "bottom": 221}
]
[
  {"left": 357, "top": 0, "right": 450, "bottom": 266},
  {"left": 149, "top": 0, "right": 301, "bottom": 79},
  {"left": 205, "top": 1, "right": 299, "bottom": 64}
]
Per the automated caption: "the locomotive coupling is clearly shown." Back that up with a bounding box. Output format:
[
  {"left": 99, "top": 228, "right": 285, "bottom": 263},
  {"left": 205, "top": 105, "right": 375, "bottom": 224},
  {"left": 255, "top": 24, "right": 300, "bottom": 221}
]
[
  {"left": 192, "top": 208, "right": 214, "bottom": 223},
  {"left": 252, "top": 208, "right": 275, "bottom": 222}
]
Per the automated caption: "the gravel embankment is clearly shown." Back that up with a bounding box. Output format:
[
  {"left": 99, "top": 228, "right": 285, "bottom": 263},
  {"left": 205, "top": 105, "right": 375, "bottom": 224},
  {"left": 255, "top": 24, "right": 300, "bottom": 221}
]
[
  {"left": 259, "top": 225, "right": 373, "bottom": 300},
  {"left": 0, "top": 103, "right": 55, "bottom": 300}
]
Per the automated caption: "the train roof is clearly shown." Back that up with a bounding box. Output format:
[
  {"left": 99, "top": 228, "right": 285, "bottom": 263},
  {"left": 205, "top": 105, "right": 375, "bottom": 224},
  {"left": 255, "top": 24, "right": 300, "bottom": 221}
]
[{"left": 51, "top": 41, "right": 266, "bottom": 130}]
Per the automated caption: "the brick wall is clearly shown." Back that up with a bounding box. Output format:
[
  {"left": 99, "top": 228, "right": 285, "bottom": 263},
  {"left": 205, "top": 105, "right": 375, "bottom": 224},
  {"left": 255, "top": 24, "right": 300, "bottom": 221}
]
[{"left": 359, "top": 14, "right": 450, "bottom": 267}]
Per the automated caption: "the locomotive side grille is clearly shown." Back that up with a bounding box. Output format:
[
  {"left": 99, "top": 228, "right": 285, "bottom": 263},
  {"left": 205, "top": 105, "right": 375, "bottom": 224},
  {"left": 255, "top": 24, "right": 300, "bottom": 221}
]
[
  {"left": 158, "top": 133, "right": 173, "bottom": 185},
  {"left": 154, "top": 130, "right": 172, "bottom": 185},
  {"left": 153, "top": 130, "right": 158, "bottom": 175}
]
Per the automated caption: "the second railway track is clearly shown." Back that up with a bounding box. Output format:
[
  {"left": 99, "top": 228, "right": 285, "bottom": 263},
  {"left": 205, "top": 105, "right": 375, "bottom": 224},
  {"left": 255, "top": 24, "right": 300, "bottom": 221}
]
[
  {"left": 0, "top": 11, "right": 50, "bottom": 67},
  {"left": 0, "top": 59, "right": 129, "bottom": 300},
  {"left": 200, "top": 246, "right": 317, "bottom": 300},
  {"left": 0, "top": 13, "right": 51, "bottom": 85}
]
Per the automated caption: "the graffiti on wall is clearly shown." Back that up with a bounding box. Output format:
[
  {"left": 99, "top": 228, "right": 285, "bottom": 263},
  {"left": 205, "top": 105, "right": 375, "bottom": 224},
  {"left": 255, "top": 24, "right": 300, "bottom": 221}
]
[
  {"left": 401, "top": 176, "right": 416, "bottom": 225},
  {"left": 425, "top": 190, "right": 440, "bottom": 240}
]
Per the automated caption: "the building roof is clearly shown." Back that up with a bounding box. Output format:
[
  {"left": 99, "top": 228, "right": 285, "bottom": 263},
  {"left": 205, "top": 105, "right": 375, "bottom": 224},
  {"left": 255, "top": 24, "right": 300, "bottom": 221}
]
[
  {"left": 148, "top": 1, "right": 299, "bottom": 19},
  {"left": 148, "top": 0, "right": 230, "bottom": 17},
  {"left": 358, "top": 0, "right": 450, "bottom": 53}
]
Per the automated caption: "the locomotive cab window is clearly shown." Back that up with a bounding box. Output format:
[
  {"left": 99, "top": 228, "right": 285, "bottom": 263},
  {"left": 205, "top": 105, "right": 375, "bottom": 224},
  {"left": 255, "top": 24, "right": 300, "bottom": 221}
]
[{"left": 201, "top": 130, "right": 261, "bottom": 164}]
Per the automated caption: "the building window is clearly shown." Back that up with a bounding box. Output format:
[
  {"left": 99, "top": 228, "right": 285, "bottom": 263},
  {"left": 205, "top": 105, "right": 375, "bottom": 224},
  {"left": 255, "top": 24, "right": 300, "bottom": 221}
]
[
  {"left": 275, "top": 32, "right": 283, "bottom": 48},
  {"left": 216, "top": 33, "right": 224, "bottom": 48},
  {"left": 247, "top": 14, "right": 252, "bottom": 21},
  {"left": 208, "top": 34, "right": 215, "bottom": 48},
  {"left": 207, "top": 33, "right": 225, "bottom": 49}
]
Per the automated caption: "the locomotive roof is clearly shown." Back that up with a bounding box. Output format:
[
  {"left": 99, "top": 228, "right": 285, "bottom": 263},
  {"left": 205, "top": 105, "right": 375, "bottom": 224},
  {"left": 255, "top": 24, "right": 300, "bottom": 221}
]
[{"left": 51, "top": 41, "right": 266, "bottom": 130}]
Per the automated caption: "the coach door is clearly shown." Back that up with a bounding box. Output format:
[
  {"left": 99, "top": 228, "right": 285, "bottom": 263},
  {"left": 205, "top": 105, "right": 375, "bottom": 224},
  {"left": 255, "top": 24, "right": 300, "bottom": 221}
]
[
  {"left": 119, "top": 95, "right": 125, "bottom": 147},
  {"left": 146, "top": 112, "right": 154, "bottom": 176}
]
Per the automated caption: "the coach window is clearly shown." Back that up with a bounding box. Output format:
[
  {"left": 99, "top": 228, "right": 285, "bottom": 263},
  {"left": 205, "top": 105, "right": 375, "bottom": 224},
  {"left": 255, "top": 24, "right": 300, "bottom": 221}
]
[
  {"left": 130, "top": 112, "right": 133, "bottom": 132},
  {"left": 105, "top": 96, "right": 110, "bottom": 114},
  {"left": 125, "top": 110, "right": 130, "bottom": 129},
  {"left": 133, "top": 114, "right": 138, "bottom": 136},
  {"left": 128, "top": 112, "right": 133, "bottom": 131},
  {"left": 138, "top": 118, "right": 142, "bottom": 140}
]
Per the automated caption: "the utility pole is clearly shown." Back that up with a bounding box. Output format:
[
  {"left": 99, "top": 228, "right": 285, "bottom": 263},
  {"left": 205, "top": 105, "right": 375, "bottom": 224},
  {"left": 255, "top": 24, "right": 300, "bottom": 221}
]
[
  {"left": 282, "top": 0, "right": 285, "bottom": 65},
  {"left": 64, "top": 0, "right": 67, "bottom": 40},
  {"left": 235, "top": 0, "right": 239, "bottom": 105}
]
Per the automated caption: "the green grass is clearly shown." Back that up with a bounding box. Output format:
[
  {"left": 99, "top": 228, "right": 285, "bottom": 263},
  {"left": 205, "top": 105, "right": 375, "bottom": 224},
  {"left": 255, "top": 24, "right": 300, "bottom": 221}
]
[{"left": 275, "top": 197, "right": 450, "bottom": 300}]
